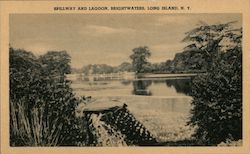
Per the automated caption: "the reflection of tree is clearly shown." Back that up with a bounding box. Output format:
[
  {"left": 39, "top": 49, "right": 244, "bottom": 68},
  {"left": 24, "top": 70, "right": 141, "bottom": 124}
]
[
  {"left": 132, "top": 80, "right": 152, "bottom": 96},
  {"left": 152, "top": 80, "right": 165, "bottom": 84},
  {"left": 165, "top": 79, "right": 192, "bottom": 95}
]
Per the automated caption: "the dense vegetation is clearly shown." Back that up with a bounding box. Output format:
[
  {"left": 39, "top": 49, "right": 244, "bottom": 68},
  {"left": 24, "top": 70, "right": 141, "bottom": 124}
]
[
  {"left": 9, "top": 48, "right": 87, "bottom": 146},
  {"left": 186, "top": 22, "right": 242, "bottom": 145},
  {"left": 129, "top": 47, "right": 208, "bottom": 74},
  {"left": 166, "top": 49, "right": 208, "bottom": 73}
]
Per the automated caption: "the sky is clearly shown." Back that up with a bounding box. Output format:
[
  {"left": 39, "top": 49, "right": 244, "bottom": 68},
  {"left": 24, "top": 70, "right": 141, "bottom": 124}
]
[{"left": 10, "top": 14, "right": 242, "bottom": 68}]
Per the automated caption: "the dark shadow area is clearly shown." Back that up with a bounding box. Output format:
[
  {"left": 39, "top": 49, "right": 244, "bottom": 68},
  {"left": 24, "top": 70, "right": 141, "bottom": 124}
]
[
  {"left": 165, "top": 78, "right": 193, "bottom": 95},
  {"left": 132, "top": 80, "right": 152, "bottom": 96}
]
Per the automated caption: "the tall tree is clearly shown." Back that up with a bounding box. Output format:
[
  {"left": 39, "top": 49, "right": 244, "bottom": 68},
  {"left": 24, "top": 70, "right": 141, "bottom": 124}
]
[
  {"left": 182, "top": 21, "right": 240, "bottom": 70},
  {"left": 129, "top": 46, "right": 151, "bottom": 73},
  {"left": 186, "top": 22, "right": 242, "bottom": 145}
]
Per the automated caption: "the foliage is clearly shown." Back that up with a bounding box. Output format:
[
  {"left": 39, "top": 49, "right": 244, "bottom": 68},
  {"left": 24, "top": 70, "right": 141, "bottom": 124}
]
[
  {"left": 128, "top": 48, "right": 209, "bottom": 74},
  {"left": 82, "top": 64, "right": 114, "bottom": 75},
  {"left": 167, "top": 49, "right": 208, "bottom": 73},
  {"left": 217, "top": 139, "right": 242, "bottom": 146},
  {"left": 129, "top": 46, "right": 151, "bottom": 73},
  {"left": 9, "top": 48, "right": 86, "bottom": 146},
  {"left": 116, "top": 62, "right": 133, "bottom": 72},
  {"left": 39, "top": 51, "right": 71, "bottom": 76},
  {"left": 143, "top": 22, "right": 242, "bottom": 74},
  {"left": 82, "top": 62, "right": 132, "bottom": 75},
  {"left": 186, "top": 22, "right": 242, "bottom": 145}
]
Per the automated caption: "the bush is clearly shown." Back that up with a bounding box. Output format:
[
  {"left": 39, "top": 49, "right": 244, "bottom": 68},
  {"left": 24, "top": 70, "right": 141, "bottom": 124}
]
[
  {"left": 9, "top": 48, "right": 87, "bottom": 146},
  {"left": 187, "top": 23, "right": 242, "bottom": 145},
  {"left": 189, "top": 48, "right": 242, "bottom": 145}
]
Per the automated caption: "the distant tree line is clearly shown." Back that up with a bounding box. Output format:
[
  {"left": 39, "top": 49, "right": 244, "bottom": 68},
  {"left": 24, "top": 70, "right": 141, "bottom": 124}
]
[
  {"left": 78, "top": 62, "right": 133, "bottom": 75},
  {"left": 73, "top": 40, "right": 216, "bottom": 75},
  {"left": 77, "top": 47, "right": 208, "bottom": 75},
  {"left": 129, "top": 46, "right": 209, "bottom": 74}
]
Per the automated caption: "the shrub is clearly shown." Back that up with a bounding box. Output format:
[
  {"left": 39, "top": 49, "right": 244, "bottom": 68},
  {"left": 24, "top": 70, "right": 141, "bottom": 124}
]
[
  {"left": 189, "top": 48, "right": 242, "bottom": 145},
  {"left": 9, "top": 48, "right": 86, "bottom": 146},
  {"left": 186, "top": 23, "right": 242, "bottom": 145}
]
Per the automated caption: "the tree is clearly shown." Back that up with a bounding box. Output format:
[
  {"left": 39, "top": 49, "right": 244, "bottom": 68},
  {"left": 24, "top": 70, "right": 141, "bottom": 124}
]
[
  {"left": 39, "top": 51, "right": 71, "bottom": 76},
  {"left": 116, "top": 62, "right": 133, "bottom": 72},
  {"left": 182, "top": 21, "right": 240, "bottom": 70},
  {"left": 129, "top": 46, "right": 151, "bottom": 73},
  {"left": 185, "top": 22, "right": 242, "bottom": 145},
  {"left": 82, "top": 64, "right": 114, "bottom": 75}
]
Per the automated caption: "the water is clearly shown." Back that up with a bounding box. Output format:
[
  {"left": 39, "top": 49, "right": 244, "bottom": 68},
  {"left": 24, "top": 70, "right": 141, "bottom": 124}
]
[
  {"left": 71, "top": 78, "right": 192, "bottom": 97},
  {"left": 73, "top": 77, "right": 195, "bottom": 142}
]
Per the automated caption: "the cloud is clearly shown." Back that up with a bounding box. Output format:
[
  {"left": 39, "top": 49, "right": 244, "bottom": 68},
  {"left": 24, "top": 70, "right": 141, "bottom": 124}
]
[
  {"left": 155, "top": 15, "right": 195, "bottom": 26},
  {"left": 70, "top": 49, "right": 130, "bottom": 68},
  {"left": 156, "top": 14, "right": 242, "bottom": 28},
  {"left": 151, "top": 43, "right": 186, "bottom": 52},
  {"left": 22, "top": 43, "right": 62, "bottom": 55},
  {"left": 149, "top": 43, "right": 187, "bottom": 62},
  {"left": 79, "top": 25, "right": 136, "bottom": 36}
]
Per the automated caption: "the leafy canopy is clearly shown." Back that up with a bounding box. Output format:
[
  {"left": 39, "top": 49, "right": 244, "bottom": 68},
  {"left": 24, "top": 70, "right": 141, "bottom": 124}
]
[
  {"left": 185, "top": 21, "right": 242, "bottom": 145},
  {"left": 129, "top": 46, "right": 151, "bottom": 73}
]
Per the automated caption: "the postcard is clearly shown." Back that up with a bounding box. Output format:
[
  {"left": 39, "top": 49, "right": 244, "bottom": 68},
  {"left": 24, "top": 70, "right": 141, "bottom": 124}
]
[{"left": 0, "top": 0, "right": 250, "bottom": 154}]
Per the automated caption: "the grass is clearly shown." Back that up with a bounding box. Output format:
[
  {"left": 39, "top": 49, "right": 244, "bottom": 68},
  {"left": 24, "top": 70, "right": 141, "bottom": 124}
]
[{"left": 10, "top": 100, "right": 63, "bottom": 146}]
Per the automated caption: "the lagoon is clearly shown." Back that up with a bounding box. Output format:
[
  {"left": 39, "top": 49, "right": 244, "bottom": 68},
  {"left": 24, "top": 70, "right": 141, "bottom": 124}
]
[
  {"left": 71, "top": 77, "right": 195, "bottom": 142},
  {"left": 71, "top": 78, "right": 193, "bottom": 97}
]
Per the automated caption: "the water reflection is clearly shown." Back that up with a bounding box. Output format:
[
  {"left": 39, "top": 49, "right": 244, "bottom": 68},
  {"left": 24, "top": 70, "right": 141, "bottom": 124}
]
[
  {"left": 72, "top": 78, "right": 192, "bottom": 97},
  {"left": 131, "top": 79, "right": 192, "bottom": 96},
  {"left": 165, "top": 79, "right": 192, "bottom": 95},
  {"left": 132, "top": 80, "right": 152, "bottom": 96}
]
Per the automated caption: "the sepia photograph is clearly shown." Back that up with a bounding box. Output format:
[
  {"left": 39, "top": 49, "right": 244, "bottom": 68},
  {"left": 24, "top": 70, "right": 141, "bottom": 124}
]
[{"left": 8, "top": 13, "right": 243, "bottom": 147}]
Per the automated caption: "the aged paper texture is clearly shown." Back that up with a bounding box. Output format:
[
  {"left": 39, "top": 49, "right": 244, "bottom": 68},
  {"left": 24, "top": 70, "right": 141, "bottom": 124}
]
[{"left": 1, "top": 0, "right": 250, "bottom": 154}]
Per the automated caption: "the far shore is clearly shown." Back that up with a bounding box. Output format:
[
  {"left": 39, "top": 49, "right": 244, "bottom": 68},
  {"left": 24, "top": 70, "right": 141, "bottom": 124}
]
[
  {"left": 67, "top": 72, "right": 206, "bottom": 81},
  {"left": 136, "top": 73, "right": 204, "bottom": 79}
]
